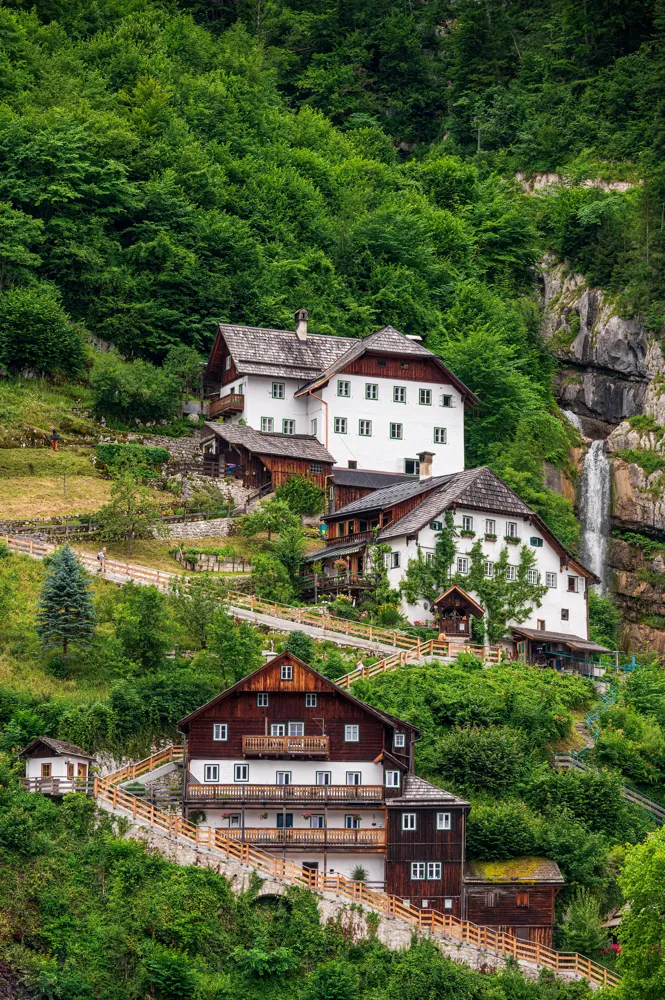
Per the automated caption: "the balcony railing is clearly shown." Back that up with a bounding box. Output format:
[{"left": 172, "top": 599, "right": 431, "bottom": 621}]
[
  {"left": 218, "top": 827, "right": 385, "bottom": 847},
  {"left": 300, "top": 574, "right": 373, "bottom": 593},
  {"left": 323, "top": 530, "right": 375, "bottom": 550},
  {"left": 208, "top": 393, "right": 245, "bottom": 419},
  {"left": 20, "top": 777, "right": 95, "bottom": 796},
  {"left": 187, "top": 783, "right": 384, "bottom": 802},
  {"left": 242, "top": 735, "right": 329, "bottom": 757}
]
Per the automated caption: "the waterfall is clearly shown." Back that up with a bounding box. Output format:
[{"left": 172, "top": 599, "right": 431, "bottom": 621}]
[
  {"left": 579, "top": 439, "right": 611, "bottom": 590},
  {"left": 562, "top": 409, "right": 583, "bottom": 434}
]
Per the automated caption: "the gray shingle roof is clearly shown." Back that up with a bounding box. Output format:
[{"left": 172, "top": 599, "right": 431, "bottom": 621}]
[
  {"left": 332, "top": 468, "right": 411, "bottom": 489},
  {"left": 387, "top": 774, "right": 469, "bottom": 808},
  {"left": 203, "top": 422, "right": 336, "bottom": 463},
  {"left": 511, "top": 627, "right": 611, "bottom": 653},
  {"left": 220, "top": 324, "right": 356, "bottom": 380},
  {"left": 324, "top": 474, "right": 454, "bottom": 519},
  {"left": 18, "top": 736, "right": 95, "bottom": 759}
]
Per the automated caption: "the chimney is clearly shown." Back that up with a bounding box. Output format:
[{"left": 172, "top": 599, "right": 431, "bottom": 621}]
[
  {"left": 295, "top": 307, "right": 308, "bottom": 341},
  {"left": 417, "top": 451, "right": 435, "bottom": 480}
]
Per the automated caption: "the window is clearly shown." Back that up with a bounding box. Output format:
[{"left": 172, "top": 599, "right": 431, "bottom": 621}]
[
  {"left": 537, "top": 619, "right": 546, "bottom": 631},
  {"left": 427, "top": 863, "right": 442, "bottom": 880},
  {"left": 345, "top": 725, "right": 360, "bottom": 742},
  {"left": 404, "top": 458, "right": 420, "bottom": 476},
  {"left": 457, "top": 556, "right": 469, "bottom": 575},
  {"left": 462, "top": 515, "right": 473, "bottom": 532},
  {"left": 282, "top": 419, "right": 296, "bottom": 435},
  {"left": 345, "top": 815, "right": 360, "bottom": 829},
  {"left": 234, "top": 764, "right": 249, "bottom": 782},
  {"left": 377, "top": 359, "right": 387, "bottom": 367},
  {"left": 561, "top": 609, "right": 569, "bottom": 621},
  {"left": 311, "top": 418, "right": 318, "bottom": 436},
  {"left": 225, "top": 356, "right": 231, "bottom": 371},
  {"left": 276, "top": 771, "right": 292, "bottom": 785},
  {"left": 433, "top": 427, "right": 447, "bottom": 444},
  {"left": 205, "top": 764, "right": 220, "bottom": 782},
  {"left": 390, "top": 422, "right": 403, "bottom": 440},
  {"left": 310, "top": 815, "right": 325, "bottom": 828},
  {"left": 316, "top": 771, "right": 331, "bottom": 786},
  {"left": 261, "top": 417, "right": 274, "bottom": 433},
  {"left": 506, "top": 521, "right": 518, "bottom": 537},
  {"left": 276, "top": 813, "right": 293, "bottom": 828},
  {"left": 546, "top": 572, "right": 558, "bottom": 589},
  {"left": 516, "top": 892, "right": 529, "bottom": 908},
  {"left": 272, "top": 382, "right": 285, "bottom": 399},
  {"left": 348, "top": 460, "right": 357, "bottom": 469},
  {"left": 484, "top": 561, "right": 494, "bottom": 578},
  {"left": 281, "top": 664, "right": 293, "bottom": 680},
  {"left": 393, "top": 386, "right": 406, "bottom": 403},
  {"left": 527, "top": 569, "right": 540, "bottom": 585},
  {"left": 568, "top": 575, "right": 579, "bottom": 593},
  {"left": 366, "top": 383, "right": 379, "bottom": 400},
  {"left": 346, "top": 771, "right": 362, "bottom": 785},
  {"left": 228, "top": 814, "right": 241, "bottom": 828},
  {"left": 419, "top": 388, "right": 432, "bottom": 405},
  {"left": 394, "top": 733, "right": 406, "bottom": 748},
  {"left": 213, "top": 723, "right": 228, "bottom": 741},
  {"left": 359, "top": 419, "right": 372, "bottom": 436},
  {"left": 337, "top": 380, "right": 351, "bottom": 397},
  {"left": 530, "top": 536, "right": 543, "bottom": 547},
  {"left": 41, "top": 763, "right": 51, "bottom": 778},
  {"left": 430, "top": 520, "right": 443, "bottom": 531},
  {"left": 485, "top": 519, "right": 496, "bottom": 535},
  {"left": 437, "top": 812, "right": 451, "bottom": 830},
  {"left": 257, "top": 693, "right": 269, "bottom": 707},
  {"left": 389, "top": 551, "right": 400, "bottom": 569},
  {"left": 443, "top": 898, "right": 453, "bottom": 910},
  {"left": 402, "top": 813, "right": 416, "bottom": 830},
  {"left": 334, "top": 417, "right": 347, "bottom": 434},
  {"left": 288, "top": 722, "right": 304, "bottom": 737},
  {"left": 305, "top": 694, "right": 317, "bottom": 708},
  {"left": 310, "top": 463, "right": 322, "bottom": 473},
  {"left": 485, "top": 891, "right": 498, "bottom": 908},
  {"left": 271, "top": 724, "right": 286, "bottom": 736},
  {"left": 505, "top": 565, "right": 516, "bottom": 581},
  {"left": 411, "top": 863, "right": 426, "bottom": 880},
  {"left": 385, "top": 770, "right": 401, "bottom": 788},
  {"left": 440, "top": 394, "right": 452, "bottom": 407}
]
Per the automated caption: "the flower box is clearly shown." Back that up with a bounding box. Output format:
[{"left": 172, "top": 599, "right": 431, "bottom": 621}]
[
  {"left": 460, "top": 530, "right": 476, "bottom": 538},
  {"left": 504, "top": 535, "right": 520, "bottom": 545},
  {"left": 484, "top": 533, "right": 497, "bottom": 542}
]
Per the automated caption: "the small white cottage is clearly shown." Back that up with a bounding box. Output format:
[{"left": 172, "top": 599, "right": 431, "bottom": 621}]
[{"left": 19, "top": 736, "right": 95, "bottom": 793}]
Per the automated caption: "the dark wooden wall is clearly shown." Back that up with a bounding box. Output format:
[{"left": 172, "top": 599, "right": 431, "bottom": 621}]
[
  {"left": 465, "top": 885, "right": 557, "bottom": 947},
  {"left": 341, "top": 354, "right": 452, "bottom": 385},
  {"left": 385, "top": 807, "right": 466, "bottom": 914},
  {"left": 261, "top": 456, "right": 332, "bottom": 490}
]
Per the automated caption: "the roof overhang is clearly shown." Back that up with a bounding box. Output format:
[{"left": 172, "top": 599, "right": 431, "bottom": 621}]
[{"left": 432, "top": 585, "right": 485, "bottom": 618}]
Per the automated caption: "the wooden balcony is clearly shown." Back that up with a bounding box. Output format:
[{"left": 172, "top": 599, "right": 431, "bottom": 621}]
[
  {"left": 242, "top": 735, "right": 329, "bottom": 758},
  {"left": 208, "top": 393, "right": 244, "bottom": 419},
  {"left": 218, "top": 827, "right": 385, "bottom": 849},
  {"left": 187, "top": 783, "right": 384, "bottom": 803},
  {"left": 20, "top": 777, "right": 95, "bottom": 796},
  {"left": 300, "top": 573, "right": 373, "bottom": 594}
]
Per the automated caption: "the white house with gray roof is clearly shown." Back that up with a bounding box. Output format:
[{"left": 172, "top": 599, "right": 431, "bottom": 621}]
[{"left": 203, "top": 310, "right": 479, "bottom": 479}]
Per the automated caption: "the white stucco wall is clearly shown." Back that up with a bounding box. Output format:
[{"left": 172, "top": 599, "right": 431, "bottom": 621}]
[
  {"left": 385, "top": 506, "right": 588, "bottom": 637},
  {"left": 200, "top": 808, "right": 385, "bottom": 830},
  {"left": 188, "top": 759, "right": 384, "bottom": 786},
  {"left": 25, "top": 755, "right": 90, "bottom": 779}
]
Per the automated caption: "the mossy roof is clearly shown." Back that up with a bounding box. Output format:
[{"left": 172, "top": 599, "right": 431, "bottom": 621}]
[{"left": 464, "top": 856, "right": 564, "bottom": 884}]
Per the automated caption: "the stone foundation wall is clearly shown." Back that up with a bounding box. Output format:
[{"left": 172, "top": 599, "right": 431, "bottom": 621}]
[
  {"left": 166, "top": 518, "right": 234, "bottom": 540},
  {"left": 128, "top": 430, "right": 204, "bottom": 461}
]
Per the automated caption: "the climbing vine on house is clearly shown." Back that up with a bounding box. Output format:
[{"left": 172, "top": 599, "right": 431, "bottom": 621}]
[
  {"left": 400, "top": 512, "right": 458, "bottom": 606},
  {"left": 458, "top": 542, "right": 548, "bottom": 644}
]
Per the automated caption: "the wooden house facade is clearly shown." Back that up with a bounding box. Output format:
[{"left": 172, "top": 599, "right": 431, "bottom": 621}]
[{"left": 464, "top": 858, "right": 565, "bottom": 947}]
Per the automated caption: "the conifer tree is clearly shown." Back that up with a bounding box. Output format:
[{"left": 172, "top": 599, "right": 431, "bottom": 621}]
[{"left": 36, "top": 544, "right": 96, "bottom": 657}]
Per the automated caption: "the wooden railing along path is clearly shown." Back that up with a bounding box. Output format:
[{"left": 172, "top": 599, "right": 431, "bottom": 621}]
[
  {"left": 553, "top": 753, "right": 665, "bottom": 824},
  {"left": 92, "top": 747, "right": 619, "bottom": 990}
]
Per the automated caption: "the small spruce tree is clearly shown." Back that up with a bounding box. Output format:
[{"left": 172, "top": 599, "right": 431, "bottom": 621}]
[{"left": 36, "top": 544, "right": 96, "bottom": 656}]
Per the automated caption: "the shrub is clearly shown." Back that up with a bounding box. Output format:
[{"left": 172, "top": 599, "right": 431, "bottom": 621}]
[
  {"left": 96, "top": 443, "right": 171, "bottom": 476},
  {"left": 0, "top": 283, "right": 85, "bottom": 376},
  {"left": 466, "top": 801, "right": 539, "bottom": 860},
  {"left": 285, "top": 631, "right": 314, "bottom": 663},
  {"left": 90, "top": 352, "right": 180, "bottom": 423},
  {"left": 276, "top": 475, "right": 325, "bottom": 516},
  {"left": 431, "top": 725, "right": 529, "bottom": 793},
  {"left": 559, "top": 890, "right": 608, "bottom": 956}
]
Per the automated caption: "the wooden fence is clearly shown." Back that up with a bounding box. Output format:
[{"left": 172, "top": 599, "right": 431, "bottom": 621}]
[
  {"left": 553, "top": 753, "right": 665, "bottom": 824},
  {"left": 94, "top": 746, "right": 619, "bottom": 991}
]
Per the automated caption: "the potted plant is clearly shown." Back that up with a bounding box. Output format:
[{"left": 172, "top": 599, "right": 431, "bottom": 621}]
[
  {"left": 333, "top": 558, "right": 349, "bottom": 576},
  {"left": 504, "top": 534, "right": 520, "bottom": 545},
  {"left": 484, "top": 533, "right": 497, "bottom": 542},
  {"left": 302, "top": 812, "right": 312, "bottom": 819},
  {"left": 460, "top": 529, "right": 476, "bottom": 538},
  {"left": 259, "top": 812, "right": 268, "bottom": 820}
]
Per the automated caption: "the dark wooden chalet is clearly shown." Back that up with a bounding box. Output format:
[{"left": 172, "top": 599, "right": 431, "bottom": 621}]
[
  {"left": 200, "top": 422, "right": 335, "bottom": 491},
  {"left": 433, "top": 586, "right": 485, "bottom": 639},
  {"left": 512, "top": 627, "right": 613, "bottom": 676},
  {"left": 464, "top": 857, "right": 565, "bottom": 947}
]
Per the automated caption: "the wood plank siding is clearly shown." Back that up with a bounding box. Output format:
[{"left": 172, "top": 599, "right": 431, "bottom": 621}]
[
  {"left": 260, "top": 455, "right": 332, "bottom": 490},
  {"left": 341, "top": 354, "right": 452, "bottom": 384},
  {"left": 465, "top": 886, "right": 559, "bottom": 947},
  {"left": 385, "top": 807, "right": 466, "bottom": 915}
]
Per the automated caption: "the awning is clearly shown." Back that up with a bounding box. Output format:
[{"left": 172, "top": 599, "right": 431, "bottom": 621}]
[{"left": 303, "top": 543, "right": 365, "bottom": 564}]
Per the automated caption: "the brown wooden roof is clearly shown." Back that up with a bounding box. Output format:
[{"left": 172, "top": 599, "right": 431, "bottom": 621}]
[
  {"left": 18, "top": 736, "right": 95, "bottom": 760},
  {"left": 432, "top": 585, "right": 485, "bottom": 618},
  {"left": 207, "top": 323, "right": 356, "bottom": 380},
  {"left": 511, "top": 627, "right": 611, "bottom": 653},
  {"left": 202, "top": 423, "right": 335, "bottom": 463}
]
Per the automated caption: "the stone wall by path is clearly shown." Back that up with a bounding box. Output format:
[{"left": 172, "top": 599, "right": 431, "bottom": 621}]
[
  {"left": 165, "top": 517, "right": 234, "bottom": 540},
  {"left": 128, "top": 430, "right": 204, "bottom": 461}
]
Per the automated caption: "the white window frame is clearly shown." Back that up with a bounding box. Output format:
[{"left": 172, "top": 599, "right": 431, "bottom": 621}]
[
  {"left": 427, "top": 862, "right": 442, "bottom": 880},
  {"left": 402, "top": 813, "right": 417, "bottom": 830},
  {"left": 316, "top": 771, "right": 332, "bottom": 785},
  {"left": 282, "top": 418, "right": 296, "bottom": 435},
  {"left": 234, "top": 764, "right": 249, "bottom": 782},
  {"left": 359, "top": 419, "right": 372, "bottom": 437},
  {"left": 506, "top": 521, "right": 518, "bottom": 538},
  {"left": 337, "top": 379, "right": 351, "bottom": 397},
  {"left": 568, "top": 575, "right": 579, "bottom": 593},
  {"left": 485, "top": 519, "right": 496, "bottom": 535},
  {"left": 270, "top": 723, "right": 286, "bottom": 736},
  {"left": 484, "top": 561, "right": 494, "bottom": 578},
  {"left": 346, "top": 771, "right": 362, "bottom": 785},
  {"left": 334, "top": 416, "right": 347, "bottom": 434},
  {"left": 344, "top": 725, "right": 360, "bottom": 742},
  {"left": 394, "top": 733, "right": 406, "bottom": 748},
  {"left": 443, "top": 898, "right": 453, "bottom": 910},
  {"left": 212, "top": 723, "right": 228, "bottom": 741},
  {"left": 410, "top": 862, "right": 426, "bottom": 880},
  {"left": 456, "top": 556, "right": 469, "bottom": 575},
  {"left": 228, "top": 813, "right": 241, "bottom": 828},
  {"left": 260, "top": 416, "right": 274, "bottom": 433},
  {"left": 345, "top": 814, "right": 360, "bottom": 829},
  {"left": 311, "top": 417, "right": 318, "bottom": 436},
  {"left": 393, "top": 385, "right": 406, "bottom": 403},
  {"left": 310, "top": 815, "right": 325, "bottom": 828},
  {"left": 288, "top": 722, "right": 304, "bottom": 737},
  {"left": 257, "top": 693, "right": 269, "bottom": 707},
  {"left": 505, "top": 565, "right": 517, "bottom": 581},
  {"left": 437, "top": 812, "right": 451, "bottom": 830},
  {"left": 385, "top": 770, "right": 401, "bottom": 788},
  {"left": 527, "top": 569, "right": 540, "bottom": 585},
  {"left": 281, "top": 664, "right": 293, "bottom": 680},
  {"left": 440, "top": 394, "right": 452, "bottom": 407},
  {"left": 404, "top": 458, "right": 420, "bottom": 476},
  {"left": 389, "top": 422, "right": 403, "bottom": 440},
  {"left": 204, "top": 764, "right": 220, "bottom": 783},
  {"left": 561, "top": 608, "right": 570, "bottom": 620},
  {"left": 419, "top": 388, "right": 432, "bottom": 406},
  {"left": 462, "top": 515, "right": 473, "bottom": 532},
  {"left": 365, "top": 383, "right": 379, "bottom": 400},
  {"left": 433, "top": 427, "right": 447, "bottom": 444},
  {"left": 305, "top": 693, "right": 317, "bottom": 708},
  {"left": 546, "top": 572, "right": 558, "bottom": 589},
  {"left": 272, "top": 382, "right": 285, "bottom": 399},
  {"left": 225, "top": 356, "right": 231, "bottom": 371},
  {"left": 389, "top": 551, "right": 400, "bottom": 569},
  {"left": 276, "top": 771, "right": 292, "bottom": 785}
]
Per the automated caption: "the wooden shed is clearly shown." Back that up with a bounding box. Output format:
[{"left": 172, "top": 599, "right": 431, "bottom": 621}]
[
  {"left": 432, "top": 585, "right": 485, "bottom": 639},
  {"left": 464, "top": 857, "right": 564, "bottom": 947}
]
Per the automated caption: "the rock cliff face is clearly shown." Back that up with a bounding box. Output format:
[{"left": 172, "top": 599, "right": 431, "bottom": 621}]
[{"left": 609, "top": 537, "right": 665, "bottom": 654}]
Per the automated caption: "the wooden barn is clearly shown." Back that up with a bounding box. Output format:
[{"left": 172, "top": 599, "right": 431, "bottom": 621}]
[
  {"left": 200, "top": 422, "right": 335, "bottom": 491},
  {"left": 464, "top": 857, "right": 564, "bottom": 946}
]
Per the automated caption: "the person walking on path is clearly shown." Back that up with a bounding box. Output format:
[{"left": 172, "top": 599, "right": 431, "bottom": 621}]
[
  {"left": 50, "top": 427, "right": 60, "bottom": 452},
  {"left": 97, "top": 547, "right": 107, "bottom": 574}
]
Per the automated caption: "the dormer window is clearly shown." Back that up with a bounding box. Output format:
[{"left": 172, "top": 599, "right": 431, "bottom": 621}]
[
  {"left": 281, "top": 664, "right": 293, "bottom": 680},
  {"left": 225, "top": 356, "right": 231, "bottom": 371}
]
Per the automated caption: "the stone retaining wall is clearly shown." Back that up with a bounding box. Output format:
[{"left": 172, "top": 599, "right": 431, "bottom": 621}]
[
  {"left": 128, "top": 430, "right": 204, "bottom": 461},
  {"left": 165, "top": 517, "right": 234, "bottom": 540}
]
